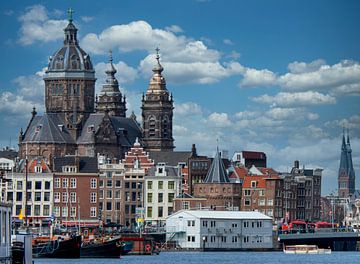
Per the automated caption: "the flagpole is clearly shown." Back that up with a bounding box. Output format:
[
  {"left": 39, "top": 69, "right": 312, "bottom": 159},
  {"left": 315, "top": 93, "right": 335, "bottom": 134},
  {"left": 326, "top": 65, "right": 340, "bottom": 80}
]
[{"left": 24, "top": 143, "right": 28, "bottom": 229}]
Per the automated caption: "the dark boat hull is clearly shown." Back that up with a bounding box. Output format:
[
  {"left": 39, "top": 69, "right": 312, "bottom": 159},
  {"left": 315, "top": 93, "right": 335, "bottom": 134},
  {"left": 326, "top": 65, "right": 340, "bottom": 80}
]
[
  {"left": 81, "top": 237, "right": 123, "bottom": 258},
  {"left": 33, "top": 235, "right": 81, "bottom": 258}
]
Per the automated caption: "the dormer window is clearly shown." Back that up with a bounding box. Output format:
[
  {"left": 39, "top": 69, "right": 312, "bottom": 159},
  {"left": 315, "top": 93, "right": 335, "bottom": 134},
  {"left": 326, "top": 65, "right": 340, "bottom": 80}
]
[
  {"left": 35, "top": 124, "right": 42, "bottom": 133},
  {"left": 62, "top": 166, "right": 77, "bottom": 173},
  {"left": 58, "top": 124, "right": 64, "bottom": 131},
  {"left": 34, "top": 165, "right": 42, "bottom": 173},
  {"left": 87, "top": 125, "right": 95, "bottom": 133},
  {"left": 251, "top": 181, "right": 257, "bottom": 188}
]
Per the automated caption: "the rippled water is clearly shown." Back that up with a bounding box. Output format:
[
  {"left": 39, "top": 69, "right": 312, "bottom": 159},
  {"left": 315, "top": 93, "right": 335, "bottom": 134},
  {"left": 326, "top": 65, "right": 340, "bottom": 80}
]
[{"left": 34, "top": 251, "right": 360, "bottom": 264}]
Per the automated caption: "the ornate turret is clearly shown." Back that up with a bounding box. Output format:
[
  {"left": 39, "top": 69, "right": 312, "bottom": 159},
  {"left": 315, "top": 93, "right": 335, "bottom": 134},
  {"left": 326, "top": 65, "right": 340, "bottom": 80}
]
[
  {"left": 141, "top": 48, "right": 174, "bottom": 152},
  {"left": 96, "top": 51, "right": 127, "bottom": 117},
  {"left": 204, "top": 147, "right": 230, "bottom": 183},
  {"left": 43, "top": 8, "right": 95, "bottom": 140},
  {"left": 338, "top": 128, "right": 356, "bottom": 198}
]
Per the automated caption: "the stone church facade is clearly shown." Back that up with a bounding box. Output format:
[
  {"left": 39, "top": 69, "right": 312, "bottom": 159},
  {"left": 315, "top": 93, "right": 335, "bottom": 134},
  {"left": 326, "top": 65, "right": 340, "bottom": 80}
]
[{"left": 18, "top": 14, "right": 174, "bottom": 161}]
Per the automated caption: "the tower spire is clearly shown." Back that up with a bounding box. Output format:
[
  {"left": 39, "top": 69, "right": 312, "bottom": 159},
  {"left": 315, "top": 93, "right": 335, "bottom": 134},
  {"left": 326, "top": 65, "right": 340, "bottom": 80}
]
[{"left": 67, "top": 8, "right": 74, "bottom": 23}]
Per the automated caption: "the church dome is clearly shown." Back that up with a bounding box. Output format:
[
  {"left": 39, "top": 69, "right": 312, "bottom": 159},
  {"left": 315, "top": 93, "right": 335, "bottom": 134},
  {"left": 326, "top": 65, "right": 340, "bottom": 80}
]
[{"left": 47, "top": 18, "right": 93, "bottom": 72}]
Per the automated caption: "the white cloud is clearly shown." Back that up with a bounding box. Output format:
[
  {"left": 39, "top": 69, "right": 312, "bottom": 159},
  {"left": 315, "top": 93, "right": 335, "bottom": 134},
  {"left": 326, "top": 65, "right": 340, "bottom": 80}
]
[
  {"left": 252, "top": 91, "right": 336, "bottom": 107},
  {"left": 223, "top": 39, "right": 234, "bottom": 45},
  {"left": 239, "top": 68, "right": 277, "bottom": 87},
  {"left": 287, "top": 59, "right": 326, "bottom": 74},
  {"left": 266, "top": 107, "right": 318, "bottom": 121},
  {"left": 165, "top": 25, "right": 183, "bottom": 33},
  {"left": 4, "top": 10, "right": 14, "bottom": 16},
  {"left": 18, "top": 5, "right": 68, "bottom": 45},
  {"left": 174, "top": 102, "right": 202, "bottom": 116},
  {"left": 207, "top": 112, "right": 231, "bottom": 128},
  {"left": 325, "top": 115, "right": 360, "bottom": 130},
  {"left": 81, "top": 16, "right": 94, "bottom": 23},
  {"left": 226, "top": 50, "right": 241, "bottom": 60}
]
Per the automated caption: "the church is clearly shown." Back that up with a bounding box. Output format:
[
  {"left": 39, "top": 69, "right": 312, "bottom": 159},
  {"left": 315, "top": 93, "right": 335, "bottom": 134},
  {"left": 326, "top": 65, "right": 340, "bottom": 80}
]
[{"left": 18, "top": 13, "right": 174, "bottom": 161}]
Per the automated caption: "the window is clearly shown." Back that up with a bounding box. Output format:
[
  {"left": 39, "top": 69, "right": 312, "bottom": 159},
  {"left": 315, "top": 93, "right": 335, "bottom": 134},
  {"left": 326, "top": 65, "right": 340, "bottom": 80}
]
[
  {"left": 107, "top": 180, "right": 113, "bottom": 188},
  {"left": 99, "top": 179, "right": 104, "bottom": 188},
  {"left": 34, "top": 205, "right": 41, "bottom": 216},
  {"left": 54, "top": 178, "right": 60, "bottom": 188},
  {"left": 147, "top": 207, "right": 153, "bottom": 218},
  {"left": 70, "top": 207, "right": 76, "bottom": 217},
  {"left": 259, "top": 190, "right": 265, "bottom": 196},
  {"left": 158, "top": 193, "right": 163, "bottom": 203},
  {"left": 168, "top": 181, "right": 175, "bottom": 189},
  {"left": 70, "top": 178, "right": 76, "bottom": 188},
  {"left": 35, "top": 181, "right": 42, "bottom": 190},
  {"left": 158, "top": 181, "right": 163, "bottom": 189},
  {"left": 115, "top": 190, "right": 121, "bottom": 199},
  {"left": 125, "top": 182, "right": 130, "bottom": 189},
  {"left": 168, "top": 207, "right": 173, "bottom": 215},
  {"left": 168, "top": 193, "right": 174, "bottom": 203},
  {"left": 147, "top": 193, "right": 153, "bottom": 203},
  {"left": 106, "top": 202, "right": 112, "bottom": 211},
  {"left": 187, "top": 220, "right": 195, "bottom": 226},
  {"left": 54, "top": 192, "right": 60, "bottom": 203},
  {"left": 259, "top": 199, "right": 265, "bottom": 206},
  {"left": 43, "top": 205, "right": 50, "bottom": 216},
  {"left": 107, "top": 190, "right": 112, "bottom": 199},
  {"left": 251, "top": 181, "right": 257, "bottom": 188},
  {"left": 158, "top": 206, "right": 163, "bottom": 217},
  {"left": 54, "top": 206, "right": 60, "bottom": 217},
  {"left": 62, "top": 207, "right": 68, "bottom": 217},
  {"left": 116, "top": 202, "right": 121, "bottom": 210},
  {"left": 35, "top": 192, "right": 41, "bottom": 201},
  {"left": 17, "top": 181, "right": 23, "bottom": 190},
  {"left": 187, "top": 236, "right": 195, "bottom": 242},
  {"left": 115, "top": 180, "right": 121, "bottom": 188},
  {"left": 16, "top": 192, "right": 22, "bottom": 201},
  {"left": 26, "top": 181, "right": 31, "bottom": 190},
  {"left": 90, "top": 192, "right": 97, "bottom": 203},
  {"left": 131, "top": 182, "right": 137, "bottom": 189},
  {"left": 267, "top": 199, "right": 273, "bottom": 206},
  {"left": 147, "top": 181, "right": 153, "bottom": 190},
  {"left": 90, "top": 207, "right": 96, "bottom": 217},
  {"left": 232, "top": 236, "right": 238, "bottom": 243},
  {"left": 243, "top": 236, "right": 249, "bottom": 243},
  {"left": 62, "top": 178, "right": 68, "bottom": 188},
  {"left": 267, "top": 209, "right": 273, "bottom": 217},
  {"left": 243, "top": 221, "right": 249, "bottom": 228},
  {"left": 62, "top": 192, "right": 68, "bottom": 203},
  {"left": 182, "top": 201, "right": 189, "bottom": 210},
  {"left": 244, "top": 189, "right": 251, "bottom": 196},
  {"left": 99, "top": 190, "right": 104, "bottom": 199},
  {"left": 244, "top": 198, "right": 251, "bottom": 206},
  {"left": 210, "top": 221, "right": 216, "bottom": 227},
  {"left": 45, "top": 181, "right": 51, "bottom": 190},
  {"left": 70, "top": 192, "right": 76, "bottom": 203},
  {"left": 90, "top": 178, "right": 97, "bottom": 189},
  {"left": 203, "top": 221, "right": 208, "bottom": 227}
]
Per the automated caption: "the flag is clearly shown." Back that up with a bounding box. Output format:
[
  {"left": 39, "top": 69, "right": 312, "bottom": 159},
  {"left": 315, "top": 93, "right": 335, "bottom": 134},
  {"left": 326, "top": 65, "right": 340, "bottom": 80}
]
[{"left": 19, "top": 209, "right": 23, "bottom": 220}]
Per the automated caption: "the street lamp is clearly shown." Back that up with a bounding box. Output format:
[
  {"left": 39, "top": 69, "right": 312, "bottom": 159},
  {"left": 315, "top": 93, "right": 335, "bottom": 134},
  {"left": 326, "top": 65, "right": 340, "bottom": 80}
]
[{"left": 202, "top": 236, "right": 206, "bottom": 251}]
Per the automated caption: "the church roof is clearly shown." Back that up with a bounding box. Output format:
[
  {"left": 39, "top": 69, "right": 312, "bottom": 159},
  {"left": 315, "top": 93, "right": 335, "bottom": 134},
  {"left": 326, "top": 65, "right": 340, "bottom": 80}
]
[
  {"left": 22, "top": 113, "right": 75, "bottom": 144},
  {"left": 77, "top": 113, "right": 142, "bottom": 147},
  {"left": 204, "top": 148, "right": 230, "bottom": 183},
  {"left": 53, "top": 156, "right": 98, "bottom": 173},
  {"left": 339, "top": 131, "right": 355, "bottom": 179}
]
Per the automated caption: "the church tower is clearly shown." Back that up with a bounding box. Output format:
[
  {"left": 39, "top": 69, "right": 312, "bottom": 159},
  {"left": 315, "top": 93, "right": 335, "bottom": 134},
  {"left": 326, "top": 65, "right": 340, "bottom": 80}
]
[
  {"left": 338, "top": 129, "right": 356, "bottom": 198},
  {"left": 43, "top": 9, "right": 95, "bottom": 139},
  {"left": 96, "top": 51, "right": 127, "bottom": 117},
  {"left": 141, "top": 48, "right": 174, "bottom": 152}
]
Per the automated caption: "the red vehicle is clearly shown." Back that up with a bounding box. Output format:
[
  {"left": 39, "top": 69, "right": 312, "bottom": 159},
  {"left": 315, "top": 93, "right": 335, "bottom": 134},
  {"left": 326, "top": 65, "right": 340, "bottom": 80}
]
[
  {"left": 315, "top": 221, "right": 333, "bottom": 231},
  {"left": 289, "top": 220, "right": 307, "bottom": 233}
]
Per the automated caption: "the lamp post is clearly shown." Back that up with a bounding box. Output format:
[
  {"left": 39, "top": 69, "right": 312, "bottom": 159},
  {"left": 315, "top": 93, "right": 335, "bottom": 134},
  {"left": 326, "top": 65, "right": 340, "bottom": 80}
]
[{"left": 202, "top": 236, "right": 206, "bottom": 251}]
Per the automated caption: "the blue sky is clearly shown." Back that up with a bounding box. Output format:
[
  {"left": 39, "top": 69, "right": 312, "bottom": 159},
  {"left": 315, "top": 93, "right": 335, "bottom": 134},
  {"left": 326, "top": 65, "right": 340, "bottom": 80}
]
[{"left": 0, "top": 0, "right": 359, "bottom": 194}]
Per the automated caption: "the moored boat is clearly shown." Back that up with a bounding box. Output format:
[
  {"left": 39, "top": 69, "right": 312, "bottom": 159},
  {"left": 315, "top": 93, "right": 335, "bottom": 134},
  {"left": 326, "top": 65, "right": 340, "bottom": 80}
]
[
  {"left": 81, "top": 236, "right": 124, "bottom": 258},
  {"left": 32, "top": 235, "right": 81, "bottom": 258},
  {"left": 283, "top": 244, "right": 331, "bottom": 254}
]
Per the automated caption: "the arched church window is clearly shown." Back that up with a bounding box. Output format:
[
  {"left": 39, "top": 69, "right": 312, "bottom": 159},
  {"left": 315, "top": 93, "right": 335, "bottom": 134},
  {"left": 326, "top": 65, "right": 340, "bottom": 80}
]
[
  {"left": 149, "top": 116, "right": 156, "bottom": 137},
  {"left": 55, "top": 56, "right": 64, "bottom": 69}
]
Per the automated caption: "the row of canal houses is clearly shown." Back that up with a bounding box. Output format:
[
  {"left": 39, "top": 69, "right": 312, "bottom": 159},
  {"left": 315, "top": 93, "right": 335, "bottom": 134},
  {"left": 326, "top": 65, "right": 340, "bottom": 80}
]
[{"left": 0, "top": 141, "right": 322, "bottom": 238}]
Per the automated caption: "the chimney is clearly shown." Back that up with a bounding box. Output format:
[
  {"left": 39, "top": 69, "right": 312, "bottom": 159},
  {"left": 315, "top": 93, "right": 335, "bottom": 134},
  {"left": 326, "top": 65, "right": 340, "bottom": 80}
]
[{"left": 294, "top": 160, "right": 299, "bottom": 169}]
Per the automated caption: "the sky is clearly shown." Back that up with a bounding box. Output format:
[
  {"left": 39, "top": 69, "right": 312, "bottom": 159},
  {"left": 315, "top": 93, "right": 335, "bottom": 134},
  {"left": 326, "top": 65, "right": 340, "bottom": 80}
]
[{"left": 0, "top": 0, "right": 359, "bottom": 194}]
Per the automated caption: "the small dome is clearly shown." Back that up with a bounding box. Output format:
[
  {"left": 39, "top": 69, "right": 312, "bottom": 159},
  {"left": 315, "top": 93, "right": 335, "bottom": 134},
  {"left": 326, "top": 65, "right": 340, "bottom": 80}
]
[{"left": 47, "top": 21, "right": 93, "bottom": 72}]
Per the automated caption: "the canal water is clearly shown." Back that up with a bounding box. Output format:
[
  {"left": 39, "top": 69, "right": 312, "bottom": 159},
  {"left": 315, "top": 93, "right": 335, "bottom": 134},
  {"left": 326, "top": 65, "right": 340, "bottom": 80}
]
[{"left": 34, "top": 251, "right": 359, "bottom": 264}]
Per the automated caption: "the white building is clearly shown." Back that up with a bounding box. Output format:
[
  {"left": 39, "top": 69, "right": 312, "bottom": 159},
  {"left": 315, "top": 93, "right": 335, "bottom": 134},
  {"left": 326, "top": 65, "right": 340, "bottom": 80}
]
[
  {"left": 0, "top": 202, "right": 12, "bottom": 263},
  {"left": 166, "top": 210, "right": 273, "bottom": 250},
  {"left": 0, "top": 158, "right": 14, "bottom": 172},
  {"left": 145, "top": 163, "right": 181, "bottom": 227}
]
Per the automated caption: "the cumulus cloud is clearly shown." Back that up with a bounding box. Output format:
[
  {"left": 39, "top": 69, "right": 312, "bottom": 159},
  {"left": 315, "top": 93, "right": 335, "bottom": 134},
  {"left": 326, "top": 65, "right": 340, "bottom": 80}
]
[
  {"left": 165, "top": 25, "right": 183, "bottom": 33},
  {"left": 252, "top": 91, "right": 336, "bottom": 107},
  {"left": 287, "top": 59, "right": 326, "bottom": 74},
  {"left": 239, "top": 68, "right": 277, "bottom": 87},
  {"left": 207, "top": 112, "right": 232, "bottom": 127},
  {"left": 266, "top": 107, "right": 318, "bottom": 121},
  {"left": 174, "top": 102, "right": 202, "bottom": 116},
  {"left": 223, "top": 39, "right": 234, "bottom": 45},
  {"left": 18, "top": 5, "right": 68, "bottom": 45}
]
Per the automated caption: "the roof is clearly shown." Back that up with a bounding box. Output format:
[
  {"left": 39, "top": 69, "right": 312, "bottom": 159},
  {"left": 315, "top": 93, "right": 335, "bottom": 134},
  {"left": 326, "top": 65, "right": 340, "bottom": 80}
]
[
  {"left": 242, "top": 151, "right": 266, "bottom": 159},
  {"left": 149, "top": 151, "right": 191, "bottom": 166},
  {"left": 0, "top": 148, "right": 18, "bottom": 159},
  {"left": 169, "top": 210, "right": 272, "bottom": 220},
  {"left": 53, "top": 156, "right": 98, "bottom": 173},
  {"left": 147, "top": 165, "right": 179, "bottom": 177},
  {"left": 204, "top": 148, "right": 229, "bottom": 183},
  {"left": 23, "top": 113, "right": 75, "bottom": 144}
]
